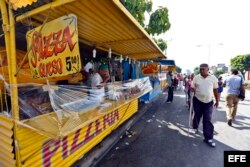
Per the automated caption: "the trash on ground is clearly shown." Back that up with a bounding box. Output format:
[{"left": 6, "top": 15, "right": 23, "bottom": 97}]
[{"left": 147, "top": 119, "right": 153, "bottom": 123}]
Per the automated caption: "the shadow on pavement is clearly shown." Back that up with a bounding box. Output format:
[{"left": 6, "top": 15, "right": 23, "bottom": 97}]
[{"left": 96, "top": 90, "right": 244, "bottom": 167}]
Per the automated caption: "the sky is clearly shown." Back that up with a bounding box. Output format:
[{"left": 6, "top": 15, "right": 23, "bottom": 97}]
[{"left": 152, "top": 0, "right": 250, "bottom": 72}]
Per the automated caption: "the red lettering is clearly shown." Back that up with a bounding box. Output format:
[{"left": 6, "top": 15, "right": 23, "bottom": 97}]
[
  {"left": 84, "top": 122, "right": 94, "bottom": 143},
  {"left": 62, "top": 136, "right": 68, "bottom": 159},
  {"left": 46, "top": 62, "right": 53, "bottom": 76},
  {"left": 30, "top": 26, "right": 76, "bottom": 64},
  {"left": 95, "top": 119, "right": 102, "bottom": 135},
  {"left": 43, "top": 33, "right": 53, "bottom": 58},
  {"left": 52, "top": 59, "right": 57, "bottom": 74},
  {"left": 38, "top": 58, "right": 63, "bottom": 77},
  {"left": 110, "top": 112, "right": 115, "bottom": 124},
  {"left": 70, "top": 129, "right": 84, "bottom": 154},
  {"left": 42, "top": 139, "right": 60, "bottom": 167},
  {"left": 31, "top": 32, "right": 43, "bottom": 67},
  {"left": 103, "top": 114, "right": 110, "bottom": 130},
  {"left": 62, "top": 26, "right": 76, "bottom": 51},
  {"left": 39, "top": 63, "right": 46, "bottom": 77},
  {"left": 53, "top": 30, "right": 64, "bottom": 55},
  {"left": 57, "top": 58, "right": 63, "bottom": 74},
  {"left": 41, "top": 110, "right": 120, "bottom": 165},
  {"left": 109, "top": 110, "right": 119, "bottom": 125},
  {"left": 114, "top": 110, "right": 119, "bottom": 121}
]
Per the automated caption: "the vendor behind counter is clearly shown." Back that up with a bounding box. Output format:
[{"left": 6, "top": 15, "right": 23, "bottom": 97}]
[
  {"left": 83, "top": 62, "right": 110, "bottom": 87},
  {"left": 98, "top": 63, "right": 110, "bottom": 83},
  {"left": 87, "top": 68, "right": 103, "bottom": 87}
]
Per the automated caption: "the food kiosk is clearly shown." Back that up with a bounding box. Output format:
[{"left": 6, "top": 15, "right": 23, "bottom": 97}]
[
  {"left": 0, "top": 0, "right": 166, "bottom": 167},
  {"left": 139, "top": 62, "right": 162, "bottom": 102},
  {"left": 156, "top": 59, "right": 176, "bottom": 91},
  {"left": 139, "top": 59, "right": 177, "bottom": 103}
]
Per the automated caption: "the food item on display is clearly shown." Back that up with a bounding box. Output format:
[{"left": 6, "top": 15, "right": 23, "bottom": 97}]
[
  {"left": 141, "top": 63, "right": 158, "bottom": 75},
  {"left": 18, "top": 86, "right": 53, "bottom": 120}
]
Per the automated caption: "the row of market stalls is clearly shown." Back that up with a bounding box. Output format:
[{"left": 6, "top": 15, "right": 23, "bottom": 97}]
[
  {"left": 140, "top": 59, "right": 176, "bottom": 102},
  {"left": 0, "top": 0, "right": 175, "bottom": 166}
]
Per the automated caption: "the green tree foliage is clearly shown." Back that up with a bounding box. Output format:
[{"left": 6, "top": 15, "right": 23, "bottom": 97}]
[
  {"left": 147, "top": 7, "right": 171, "bottom": 36},
  {"left": 120, "top": 0, "right": 171, "bottom": 52},
  {"left": 154, "top": 38, "right": 167, "bottom": 52},
  {"left": 213, "top": 69, "right": 225, "bottom": 78},
  {"left": 193, "top": 67, "right": 199, "bottom": 75},
  {"left": 120, "top": 0, "right": 152, "bottom": 27},
  {"left": 176, "top": 66, "right": 182, "bottom": 73},
  {"left": 230, "top": 54, "right": 250, "bottom": 74}
]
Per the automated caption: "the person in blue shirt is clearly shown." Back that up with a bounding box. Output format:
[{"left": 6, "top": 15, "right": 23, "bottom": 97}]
[
  {"left": 217, "top": 76, "right": 223, "bottom": 101},
  {"left": 223, "top": 69, "right": 245, "bottom": 126}
]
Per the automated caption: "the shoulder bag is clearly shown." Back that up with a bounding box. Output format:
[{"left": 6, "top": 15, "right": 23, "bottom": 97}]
[{"left": 238, "top": 77, "right": 245, "bottom": 101}]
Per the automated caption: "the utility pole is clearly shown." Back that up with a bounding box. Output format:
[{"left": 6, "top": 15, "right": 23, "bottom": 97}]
[{"left": 197, "top": 43, "right": 223, "bottom": 65}]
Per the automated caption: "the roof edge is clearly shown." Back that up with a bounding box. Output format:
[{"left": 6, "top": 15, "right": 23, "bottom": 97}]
[{"left": 112, "top": 0, "right": 166, "bottom": 59}]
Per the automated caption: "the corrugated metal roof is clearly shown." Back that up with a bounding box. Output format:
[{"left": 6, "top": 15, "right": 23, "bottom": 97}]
[{"left": 13, "top": 0, "right": 166, "bottom": 60}]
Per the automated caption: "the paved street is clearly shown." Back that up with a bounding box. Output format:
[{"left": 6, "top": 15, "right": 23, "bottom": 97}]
[{"left": 96, "top": 89, "right": 250, "bottom": 167}]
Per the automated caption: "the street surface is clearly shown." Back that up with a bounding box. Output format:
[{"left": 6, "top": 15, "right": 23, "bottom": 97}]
[{"left": 97, "top": 88, "right": 250, "bottom": 167}]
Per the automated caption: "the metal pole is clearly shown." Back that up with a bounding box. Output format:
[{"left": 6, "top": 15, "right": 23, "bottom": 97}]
[
  {"left": 188, "top": 92, "right": 194, "bottom": 136},
  {"left": 9, "top": 2, "right": 22, "bottom": 166},
  {"left": 0, "top": 1, "right": 21, "bottom": 166}
]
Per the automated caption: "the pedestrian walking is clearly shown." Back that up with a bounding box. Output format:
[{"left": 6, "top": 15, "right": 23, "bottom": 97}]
[
  {"left": 217, "top": 76, "right": 223, "bottom": 101},
  {"left": 191, "top": 63, "right": 219, "bottom": 147},
  {"left": 184, "top": 75, "right": 190, "bottom": 107},
  {"left": 166, "top": 71, "right": 174, "bottom": 103},
  {"left": 173, "top": 76, "right": 179, "bottom": 91},
  {"left": 178, "top": 74, "right": 184, "bottom": 90},
  {"left": 223, "top": 69, "right": 245, "bottom": 126},
  {"left": 187, "top": 73, "right": 194, "bottom": 110}
]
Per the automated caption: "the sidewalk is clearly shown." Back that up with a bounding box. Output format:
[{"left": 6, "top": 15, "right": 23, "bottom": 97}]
[{"left": 96, "top": 89, "right": 250, "bottom": 167}]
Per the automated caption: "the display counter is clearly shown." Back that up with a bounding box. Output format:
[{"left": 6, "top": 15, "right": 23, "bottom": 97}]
[
  {"left": 1, "top": 77, "right": 152, "bottom": 167},
  {"left": 140, "top": 72, "right": 166, "bottom": 103}
]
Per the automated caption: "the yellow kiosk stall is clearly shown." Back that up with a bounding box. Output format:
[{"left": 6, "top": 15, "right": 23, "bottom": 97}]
[
  {"left": 0, "top": 0, "right": 166, "bottom": 167},
  {"left": 157, "top": 59, "right": 176, "bottom": 91}
]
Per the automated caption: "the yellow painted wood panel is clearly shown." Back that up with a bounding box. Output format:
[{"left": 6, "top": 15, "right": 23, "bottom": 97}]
[
  {"left": 0, "top": 115, "right": 15, "bottom": 167},
  {"left": 17, "top": 99, "right": 138, "bottom": 167},
  {"left": 0, "top": 115, "right": 14, "bottom": 129}
]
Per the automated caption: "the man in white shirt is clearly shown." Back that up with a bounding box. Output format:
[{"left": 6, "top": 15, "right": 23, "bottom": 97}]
[
  {"left": 87, "top": 69, "right": 103, "bottom": 87},
  {"left": 191, "top": 63, "right": 219, "bottom": 147}
]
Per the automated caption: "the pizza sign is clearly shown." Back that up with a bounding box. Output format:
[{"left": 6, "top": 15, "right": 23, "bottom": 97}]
[{"left": 26, "top": 14, "right": 81, "bottom": 79}]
